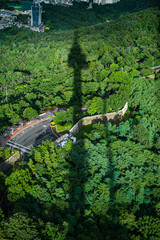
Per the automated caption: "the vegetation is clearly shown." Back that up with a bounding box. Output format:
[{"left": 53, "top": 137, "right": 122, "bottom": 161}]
[
  {"left": 0, "top": 1, "right": 160, "bottom": 239},
  {"left": 42, "top": 0, "right": 160, "bottom": 30},
  {"left": 0, "top": 6, "right": 160, "bottom": 133},
  {"left": 0, "top": 147, "right": 16, "bottom": 164},
  {"left": 1, "top": 119, "right": 160, "bottom": 239},
  {"left": 17, "top": 14, "right": 28, "bottom": 24},
  {"left": 56, "top": 121, "right": 73, "bottom": 132}
]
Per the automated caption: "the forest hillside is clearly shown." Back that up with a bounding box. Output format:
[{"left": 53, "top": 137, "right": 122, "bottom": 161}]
[
  {"left": 0, "top": 7, "right": 160, "bottom": 132},
  {"left": 0, "top": 5, "right": 160, "bottom": 240}
]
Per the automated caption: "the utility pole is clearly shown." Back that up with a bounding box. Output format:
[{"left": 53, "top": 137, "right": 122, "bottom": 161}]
[{"left": 6, "top": 87, "right": 8, "bottom": 103}]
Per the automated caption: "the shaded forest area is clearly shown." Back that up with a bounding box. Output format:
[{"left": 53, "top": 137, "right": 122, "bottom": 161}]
[
  {"left": 1, "top": 121, "right": 160, "bottom": 239},
  {"left": 42, "top": 0, "right": 160, "bottom": 30},
  {"left": 0, "top": 3, "right": 160, "bottom": 239}
]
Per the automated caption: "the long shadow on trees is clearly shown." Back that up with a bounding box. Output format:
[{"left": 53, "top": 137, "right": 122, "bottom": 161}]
[
  {"left": 1, "top": 32, "right": 131, "bottom": 240},
  {"left": 65, "top": 31, "right": 129, "bottom": 239},
  {"left": 67, "top": 30, "right": 89, "bottom": 238}
]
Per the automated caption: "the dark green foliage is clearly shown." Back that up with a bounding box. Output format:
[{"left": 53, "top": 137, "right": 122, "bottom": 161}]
[
  {"left": 42, "top": 0, "right": 160, "bottom": 31},
  {"left": 0, "top": 3, "right": 160, "bottom": 240},
  {"left": 1, "top": 126, "right": 160, "bottom": 239},
  {"left": 17, "top": 14, "right": 28, "bottom": 24}
]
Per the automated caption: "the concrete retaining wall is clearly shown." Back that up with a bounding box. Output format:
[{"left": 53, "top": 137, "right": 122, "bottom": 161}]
[
  {"left": 0, "top": 152, "right": 19, "bottom": 172},
  {"left": 69, "top": 102, "right": 128, "bottom": 136}
]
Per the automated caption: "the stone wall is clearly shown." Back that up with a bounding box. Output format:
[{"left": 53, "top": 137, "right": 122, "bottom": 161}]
[
  {"left": 69, "top": 102, "right": 128, "bottom": 136},
  {"left": 151, "top": 65, "right": 160, "bottom": 73},
  {"left": 0, "top": 152, "right": 19, "bottom": 172},
  {"left": 143, "top": 74, "right": 155, "bottom": 79}
]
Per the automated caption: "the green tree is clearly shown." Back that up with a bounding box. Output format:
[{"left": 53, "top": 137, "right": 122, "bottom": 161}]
[
  {"left": 23, "top": 107, "right": 38, "bottom": 119},
  {"left": 137, "top": 216, "right": 160, "bottom": 239},
  {"left": 5, "top": 169, "right": 34, "bottom": 202},
  {"left": 2, "top": 213, "right": 39, "bottom": 240}
]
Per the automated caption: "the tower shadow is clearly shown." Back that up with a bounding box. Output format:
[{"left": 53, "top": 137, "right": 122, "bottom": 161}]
[
  {"left": 68, "top": 31, "right": 88, "bottom": 123},
  {"left": 66, "top": 31, "right": 128, "bottom": 239},
  {"left": 67, "top": 31, "right": 89, "bottom": 237},
  {"left": 67, "top": 32, "right": 117, "bottom": 239}
]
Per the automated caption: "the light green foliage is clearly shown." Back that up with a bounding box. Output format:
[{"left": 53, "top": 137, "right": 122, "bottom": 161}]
[
  {"left": 54, "top": 108, "right": 74, "bottom": 124},
  {"left": 5, "top": 169, "right": 34, "bottom": 201},
  {"left": 63, "top": 140, "right": 73, "bottom": 152},
  {"left": 56, "top": 121, "right": 73, "bottom": 132},
  {"left": 42, "top": 222, "right": 67, "bottom": 240},
  {"left": 0, "top": 147, "right": 15, "bottom": 163},
  {"left": 119, "top": 211, "right": 137, "bottom": 231},
  {"left": 110, "top": 63, "right": 119, "bottom": 72},
  {"left": 54, "top": 96, "right": 63, "bottom": 106},
  {"left": 2, "top": 213, "right": 39, "bottom": 240},
  {"left": 138, "top": 216, "right": 160, "bottom": 239},
  {"left": 109, "top": 71, "right": 131, "bottom": 84},
  {"left": 129, "top": 69, "right": 140, "bottom": 78},
  {"left": 55, "top": 110, "right": 68, "bottom": 124},
  {"left": 23, "top": 107, "right": 38, "bottom": 119},
  {"left": 88, "top": 97, "right": 105, "bottom": 115}
]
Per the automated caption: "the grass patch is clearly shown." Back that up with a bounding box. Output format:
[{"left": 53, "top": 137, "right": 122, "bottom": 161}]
[{"left": 56, "top": 121, "right": 73, "bottom": 132}]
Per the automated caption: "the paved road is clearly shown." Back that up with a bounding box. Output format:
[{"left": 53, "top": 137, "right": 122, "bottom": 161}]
[
  {"left": 10, "top": 119, "right": 57, "bottom": 150},
  {"left": 3, "top": 106, "right": 88, "bottom": 154}
]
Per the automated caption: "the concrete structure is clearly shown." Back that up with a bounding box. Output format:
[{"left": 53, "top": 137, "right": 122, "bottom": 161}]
[
  {"left": 69, "top": 102, "right": 128, "bottom": 136},
  {"left": 55, "top": 102, "right": 128, "bottom": 147},
  {"left": 0, "top": 152, "right": 19, "bottom": 172},
  {"left": 2, "top": 102, "right": 128, "bottom": 151},
  {"left": 151, "top": 65, "right": 160, "bottom": 74},
  {"left": 0, "top": 9, "right": 30, "bottom": 16},
  {"left": 0, "top": 10, "right": 17, "bottom": 23},
  {"left": 6, "top": 141, "right": 30, "bottom": 154},
  {"left": 31, "top": 2, "right": 42, "bottom": 27},
  {"left": 142, "top": 65, "right": 160, "bottom": 79}
]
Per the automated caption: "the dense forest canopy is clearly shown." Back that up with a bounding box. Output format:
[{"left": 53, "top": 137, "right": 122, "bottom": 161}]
[
  {"left": 1, "top": 121, "right": 160, "bottom": 239},
  {"left": 0, "top": 6, "right": 160, "bottom": 132},
  {"left": 0, "top": 1, "right": 160, "bottom": 239}
]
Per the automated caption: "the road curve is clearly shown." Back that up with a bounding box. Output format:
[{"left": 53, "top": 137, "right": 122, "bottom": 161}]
[{"left": 9, "top": 119, "right": 57, "bottom": 151}]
